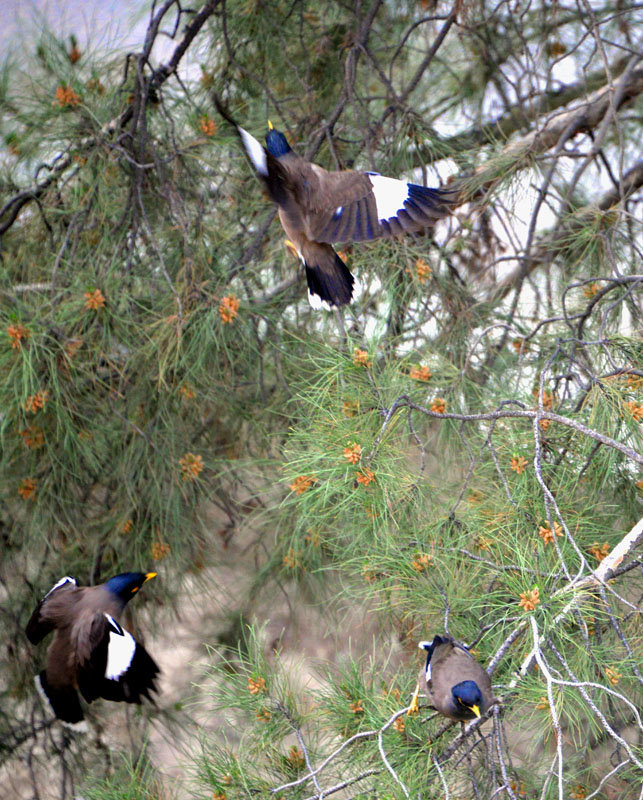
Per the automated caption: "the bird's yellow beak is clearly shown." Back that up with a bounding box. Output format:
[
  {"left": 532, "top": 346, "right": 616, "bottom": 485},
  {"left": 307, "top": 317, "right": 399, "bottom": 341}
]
[
  {"left": 268, "top": 120, "right": 274, "bottom": 130},
  {"left": 470, "top": 704, "right": 481, "bottom": 718},
  {"left": 144, "top": 572, "right": 157, "bottom": 582}
]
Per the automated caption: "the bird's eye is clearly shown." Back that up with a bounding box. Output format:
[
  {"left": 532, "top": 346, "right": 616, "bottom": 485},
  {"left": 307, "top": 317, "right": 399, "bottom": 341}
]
[{"left": 131, "top": 586, "right": 139, "bottom": 593}]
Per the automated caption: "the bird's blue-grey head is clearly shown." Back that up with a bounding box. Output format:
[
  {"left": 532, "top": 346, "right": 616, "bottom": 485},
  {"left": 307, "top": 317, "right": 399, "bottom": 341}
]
[
  {"left": 452, "top": 679, "right": 483, "bottom": 718},
  {"left": 265, "top": 121, "right": 292, "bottom": 157},
  {"left": 104, "top": 572, "right": 156, "bottom": 606}
]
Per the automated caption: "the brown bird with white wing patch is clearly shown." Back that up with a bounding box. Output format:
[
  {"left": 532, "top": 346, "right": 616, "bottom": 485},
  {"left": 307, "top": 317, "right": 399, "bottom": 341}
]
[
  {"left": 26, "top": 572, "right": 159, "bottom": 729},
  {"left": 215, "top": 98, "right": 459, "bottom": 309}
]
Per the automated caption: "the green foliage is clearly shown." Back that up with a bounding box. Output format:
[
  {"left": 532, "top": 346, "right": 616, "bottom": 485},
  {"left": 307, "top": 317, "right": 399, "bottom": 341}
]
[{"left": 82, "top": 749, "right": 174, "bottom": 800}]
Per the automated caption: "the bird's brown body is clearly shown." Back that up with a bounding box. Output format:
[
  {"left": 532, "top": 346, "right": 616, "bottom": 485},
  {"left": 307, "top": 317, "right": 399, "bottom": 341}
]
[{"left": 30, "top": 585, "right": 121, "bottom": 692}]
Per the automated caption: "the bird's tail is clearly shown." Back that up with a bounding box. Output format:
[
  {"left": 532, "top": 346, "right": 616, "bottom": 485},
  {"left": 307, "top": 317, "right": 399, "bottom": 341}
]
[
  {"left": 302, "top": 243, "right": 355, "bottom": 309},
  {"left": 35, "top": 671, "right": 87, "bottom": 730}
]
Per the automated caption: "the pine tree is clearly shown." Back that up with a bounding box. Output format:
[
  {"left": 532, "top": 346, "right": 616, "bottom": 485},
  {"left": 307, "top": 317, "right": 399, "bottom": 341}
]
[{"left": 1, "top": 1, "right": 641, "bottom": 798}]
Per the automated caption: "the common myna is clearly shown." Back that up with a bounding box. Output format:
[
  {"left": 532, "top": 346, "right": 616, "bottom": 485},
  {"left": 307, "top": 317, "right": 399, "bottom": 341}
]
[
  {"left": 26, "top": 572, "right": 159, "bottom": 729},
  {"left": 408, "top": 635, "right": 495, "bottom": 720},
  {"left": 218, "top": 105, "right": 458, "bottom": 309}
]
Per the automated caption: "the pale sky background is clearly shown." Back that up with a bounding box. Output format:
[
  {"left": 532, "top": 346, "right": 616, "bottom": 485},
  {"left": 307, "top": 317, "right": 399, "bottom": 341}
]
[
  {"left": 0, "top": 0, "right": 196, "bottom": 74},
  {"left": 0, "top": 0, "right": 613, "bottom": 294},
  {"left": 0, "top": 0, "right": 149, "bottom": 56}
]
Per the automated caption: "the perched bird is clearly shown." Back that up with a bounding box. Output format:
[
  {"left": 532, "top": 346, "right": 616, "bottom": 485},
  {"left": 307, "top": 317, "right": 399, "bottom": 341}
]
[
  {"left": 408, "top": 635, "right": 495, "bottom": 720},
  {"left": 215, "top": 100, "right": 458, "bottom": 309},
  {"left": 26, "top": 572, "right": 160, "bottom": 729}
]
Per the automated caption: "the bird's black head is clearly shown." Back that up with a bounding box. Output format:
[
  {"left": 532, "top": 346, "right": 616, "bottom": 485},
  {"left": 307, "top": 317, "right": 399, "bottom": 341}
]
[
  {"left": 104, "top": 572, "right": 156, "bottom": 605},
  {"left": 265, "top": 121, "right": 292, "bottom": 157},
  {"left": 452, "top": 680, "right": 483, "bottom": 718}
]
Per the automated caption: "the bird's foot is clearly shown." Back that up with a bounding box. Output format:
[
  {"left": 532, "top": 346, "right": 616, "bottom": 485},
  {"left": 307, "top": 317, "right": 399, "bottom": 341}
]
[
  {"left": 407, "top": 685, "right": 420, "bottom": 716},
  {"left": 284, "top": 239, "right": 299, "bottom": 259}
]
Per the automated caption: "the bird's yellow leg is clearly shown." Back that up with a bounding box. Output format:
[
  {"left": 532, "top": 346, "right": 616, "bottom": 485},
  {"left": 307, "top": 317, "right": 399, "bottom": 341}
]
[
  {"left": 283, "top": 239, "right": 299, "bottom": 259},
  {"left": 407, "top": 682, "right": 421, "bottom": 716}
]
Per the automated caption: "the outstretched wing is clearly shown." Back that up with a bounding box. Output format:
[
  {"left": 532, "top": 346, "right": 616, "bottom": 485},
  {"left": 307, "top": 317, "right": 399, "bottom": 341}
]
[
  {"left": 26, "top": 576, "right": 78, "bottom": 644},
  {"left": 76, "top": 613, "right": 159, "bottom": 705},
  {"left": 302, "top": 169, "right": 459, "bottom": 244}
]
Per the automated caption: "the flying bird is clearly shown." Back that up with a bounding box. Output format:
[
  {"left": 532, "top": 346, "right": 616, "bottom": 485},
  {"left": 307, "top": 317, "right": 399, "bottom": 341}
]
[
  {"left": 26, "top": 572, "right": 160, "bottom": 730},
  {"left": 408, "top": 635, "right": 495, "bottom": 720},
  {"left": 215, "top": 100, "right": 458, "bottom": 309}
]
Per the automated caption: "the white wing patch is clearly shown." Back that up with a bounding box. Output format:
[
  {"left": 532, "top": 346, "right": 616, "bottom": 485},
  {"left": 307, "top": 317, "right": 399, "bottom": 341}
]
[
  {"left": 104, "top": 614, "right": 136, "bottom": 680},
  {"left": 239, "top": 127, "right": 268, "bottom": 176},
  {"left": 425, "top": 662, "right": 432, "bottom": 681},
  {"left": 368, "top": 174, "right": 410, "bottom": 222},
  {"left": 44, "top": 576, "right": 77, "bottom": 600}
]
